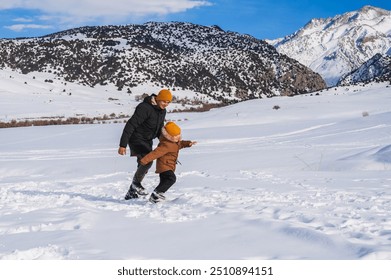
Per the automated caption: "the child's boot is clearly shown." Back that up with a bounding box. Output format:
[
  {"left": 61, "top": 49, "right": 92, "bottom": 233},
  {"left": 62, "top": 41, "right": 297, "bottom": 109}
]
[{"left": 149, "top": 191, "right": 166, "bottom": 203}]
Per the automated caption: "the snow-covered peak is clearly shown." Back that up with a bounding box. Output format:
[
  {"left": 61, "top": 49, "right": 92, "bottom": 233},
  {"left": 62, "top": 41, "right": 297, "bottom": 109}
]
[
  {"left": 357, "top": 5, "right": 390, "bottom": 21},
  {"left": 268, "top": 6, "right": 391, "bottom": 86}
]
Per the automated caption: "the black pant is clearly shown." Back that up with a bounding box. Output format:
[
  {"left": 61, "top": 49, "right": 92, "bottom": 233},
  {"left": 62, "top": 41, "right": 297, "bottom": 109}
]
[
  {"left": 155, "top": 170, "right": 176, "bottom": 193},
  {"left": 132, "top": 155, "right": 153, "bottom": 184}
]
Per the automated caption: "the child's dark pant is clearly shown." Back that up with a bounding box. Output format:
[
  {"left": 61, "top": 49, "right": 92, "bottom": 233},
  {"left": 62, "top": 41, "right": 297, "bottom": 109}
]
[
  {"left": 155, "top": 170, "right": 176, "bottom": 193},
  {"left": 133, "top": 155, "right": 153, "bottom": 184}
]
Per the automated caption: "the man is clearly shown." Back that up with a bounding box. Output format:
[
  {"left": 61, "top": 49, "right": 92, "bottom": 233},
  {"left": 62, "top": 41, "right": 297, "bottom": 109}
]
[{"left": 118, "top": 89, "right": 172, "bottom": 200}]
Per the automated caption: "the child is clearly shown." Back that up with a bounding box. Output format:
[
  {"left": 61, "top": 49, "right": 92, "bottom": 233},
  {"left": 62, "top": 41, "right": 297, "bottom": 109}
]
[{"left": 139, "top": 121, "right": 196, "bottom": 203}]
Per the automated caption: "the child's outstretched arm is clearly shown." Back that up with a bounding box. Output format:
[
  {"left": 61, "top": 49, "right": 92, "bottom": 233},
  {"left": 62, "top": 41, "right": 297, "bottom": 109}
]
[
  {"left": 180, "top": 140, "right": 197, "bottom": 149},
  {"left": 140, "top": 145, "right": 167, "bottom": 166}
]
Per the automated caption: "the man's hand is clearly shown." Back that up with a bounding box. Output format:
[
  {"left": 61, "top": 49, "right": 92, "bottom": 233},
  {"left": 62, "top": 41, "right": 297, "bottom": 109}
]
[
  {"left": 189, "top": 141, "right": 197, "bottom": 147},
  {"left": 118, "top": 147, "right": 127, "bottom": 155}
]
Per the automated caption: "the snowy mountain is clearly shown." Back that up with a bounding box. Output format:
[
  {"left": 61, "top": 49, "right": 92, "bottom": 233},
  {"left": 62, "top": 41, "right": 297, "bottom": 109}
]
[
  {"left": 338, "top": 53, "right": 391, "bottom": 86},
  {"left": 268, "top": 6, "right": 391, "bottom": 86},
  {"left": 0, "top": 22, "right": 325, "bottom": 104}
]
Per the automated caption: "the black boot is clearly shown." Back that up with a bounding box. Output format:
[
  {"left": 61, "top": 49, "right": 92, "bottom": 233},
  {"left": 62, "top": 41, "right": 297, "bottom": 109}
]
[
  {"left": 149, "top": 192, "right": 166, "bottom": 203},
  {"left": 130, "top": 181, "right": 148, "bottom": 196},
  {"left": 124, "top": 188, "right": 138, "bottom": 200}
]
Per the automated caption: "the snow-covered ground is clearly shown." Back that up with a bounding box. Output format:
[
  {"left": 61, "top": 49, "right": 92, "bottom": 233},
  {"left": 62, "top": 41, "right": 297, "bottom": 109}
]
[
  {"left": 0, "top": 69, "right": 212, "bottom": 123},
  {"left": 1, "top": 79, "right": 391, "bottom": 260}
]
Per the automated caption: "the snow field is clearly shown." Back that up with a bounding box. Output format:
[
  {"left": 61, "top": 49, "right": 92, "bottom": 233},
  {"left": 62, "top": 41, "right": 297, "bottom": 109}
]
[{"left": 0, "top": 83, "right": 391, "bottom": 259}]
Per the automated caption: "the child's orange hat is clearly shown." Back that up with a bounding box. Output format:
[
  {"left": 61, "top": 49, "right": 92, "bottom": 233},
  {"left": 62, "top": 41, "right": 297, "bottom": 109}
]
[{"left": 165, "top": 122, "right": 181, "bottom": 136}]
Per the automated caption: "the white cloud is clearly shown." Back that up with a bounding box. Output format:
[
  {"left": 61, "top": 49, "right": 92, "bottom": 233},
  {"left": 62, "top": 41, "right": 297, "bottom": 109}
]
[
  {"left": 0, "top": 0, "right": 211, "bottom": 32},
  {"left": 1, "top": 0, "right": 212, "bottom": 33},
  {"left": 0, "top": 0, "right": 211, "bottom": 20},
  {"left": 13, "top": 17, "right": 34, "bottom": 23},
  {"left": 5, "top": 24, "right": 52, "bottom": 32}
]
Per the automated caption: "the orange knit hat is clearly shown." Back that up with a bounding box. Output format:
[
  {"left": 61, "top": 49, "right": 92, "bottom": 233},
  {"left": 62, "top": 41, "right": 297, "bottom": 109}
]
[
  {"left": 164, "top": 122, "right": 181, "bottom": 136},
  {"left": 156, "top": 89, "right": 173, "bottom": 102}
]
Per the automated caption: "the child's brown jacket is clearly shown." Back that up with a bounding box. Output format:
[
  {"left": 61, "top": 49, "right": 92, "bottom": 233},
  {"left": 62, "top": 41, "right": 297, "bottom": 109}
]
[{"left": 140, "top": 128, "right": 192, "bottom": 173}]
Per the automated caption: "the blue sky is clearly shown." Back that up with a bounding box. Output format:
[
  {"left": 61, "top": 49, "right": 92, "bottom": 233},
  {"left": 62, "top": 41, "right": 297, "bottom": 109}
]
[{"left": 1, "top": 0, "right": 391, "bottom": 39}]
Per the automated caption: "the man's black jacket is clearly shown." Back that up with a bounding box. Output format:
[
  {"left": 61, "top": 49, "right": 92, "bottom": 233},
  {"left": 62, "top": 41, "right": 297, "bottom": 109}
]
[{"left": 119, "top": 94, "right": 166, "bottom": 156}]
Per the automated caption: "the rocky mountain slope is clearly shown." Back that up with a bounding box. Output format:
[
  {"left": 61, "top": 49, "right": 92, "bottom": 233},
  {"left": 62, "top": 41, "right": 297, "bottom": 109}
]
[
  {"left": 0, "top": 22, "right": 325, "bottom": 104},
  {"left": 338, "top": 53, "right": 391, "bottom": 86},
  {"left": 268, "top": 6, "right": 391, "bottom": 86}
]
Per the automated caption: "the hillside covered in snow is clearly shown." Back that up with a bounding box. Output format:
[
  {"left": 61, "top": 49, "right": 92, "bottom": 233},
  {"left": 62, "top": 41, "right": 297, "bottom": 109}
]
[
  {"left": 0, "top": 22, "right": 325, "bottom": 104},
  {"left": 339, "top": 53, "right": 391, "bottom": 86}
]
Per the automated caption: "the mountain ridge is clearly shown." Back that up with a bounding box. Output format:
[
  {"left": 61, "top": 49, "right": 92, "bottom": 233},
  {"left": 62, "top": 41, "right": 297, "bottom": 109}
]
[
  {"left": 338, "top": 53, "right": 391, "bottom": 86},
  {"left": 0, "top": 21, "right": 326, "bottom": 104}
]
